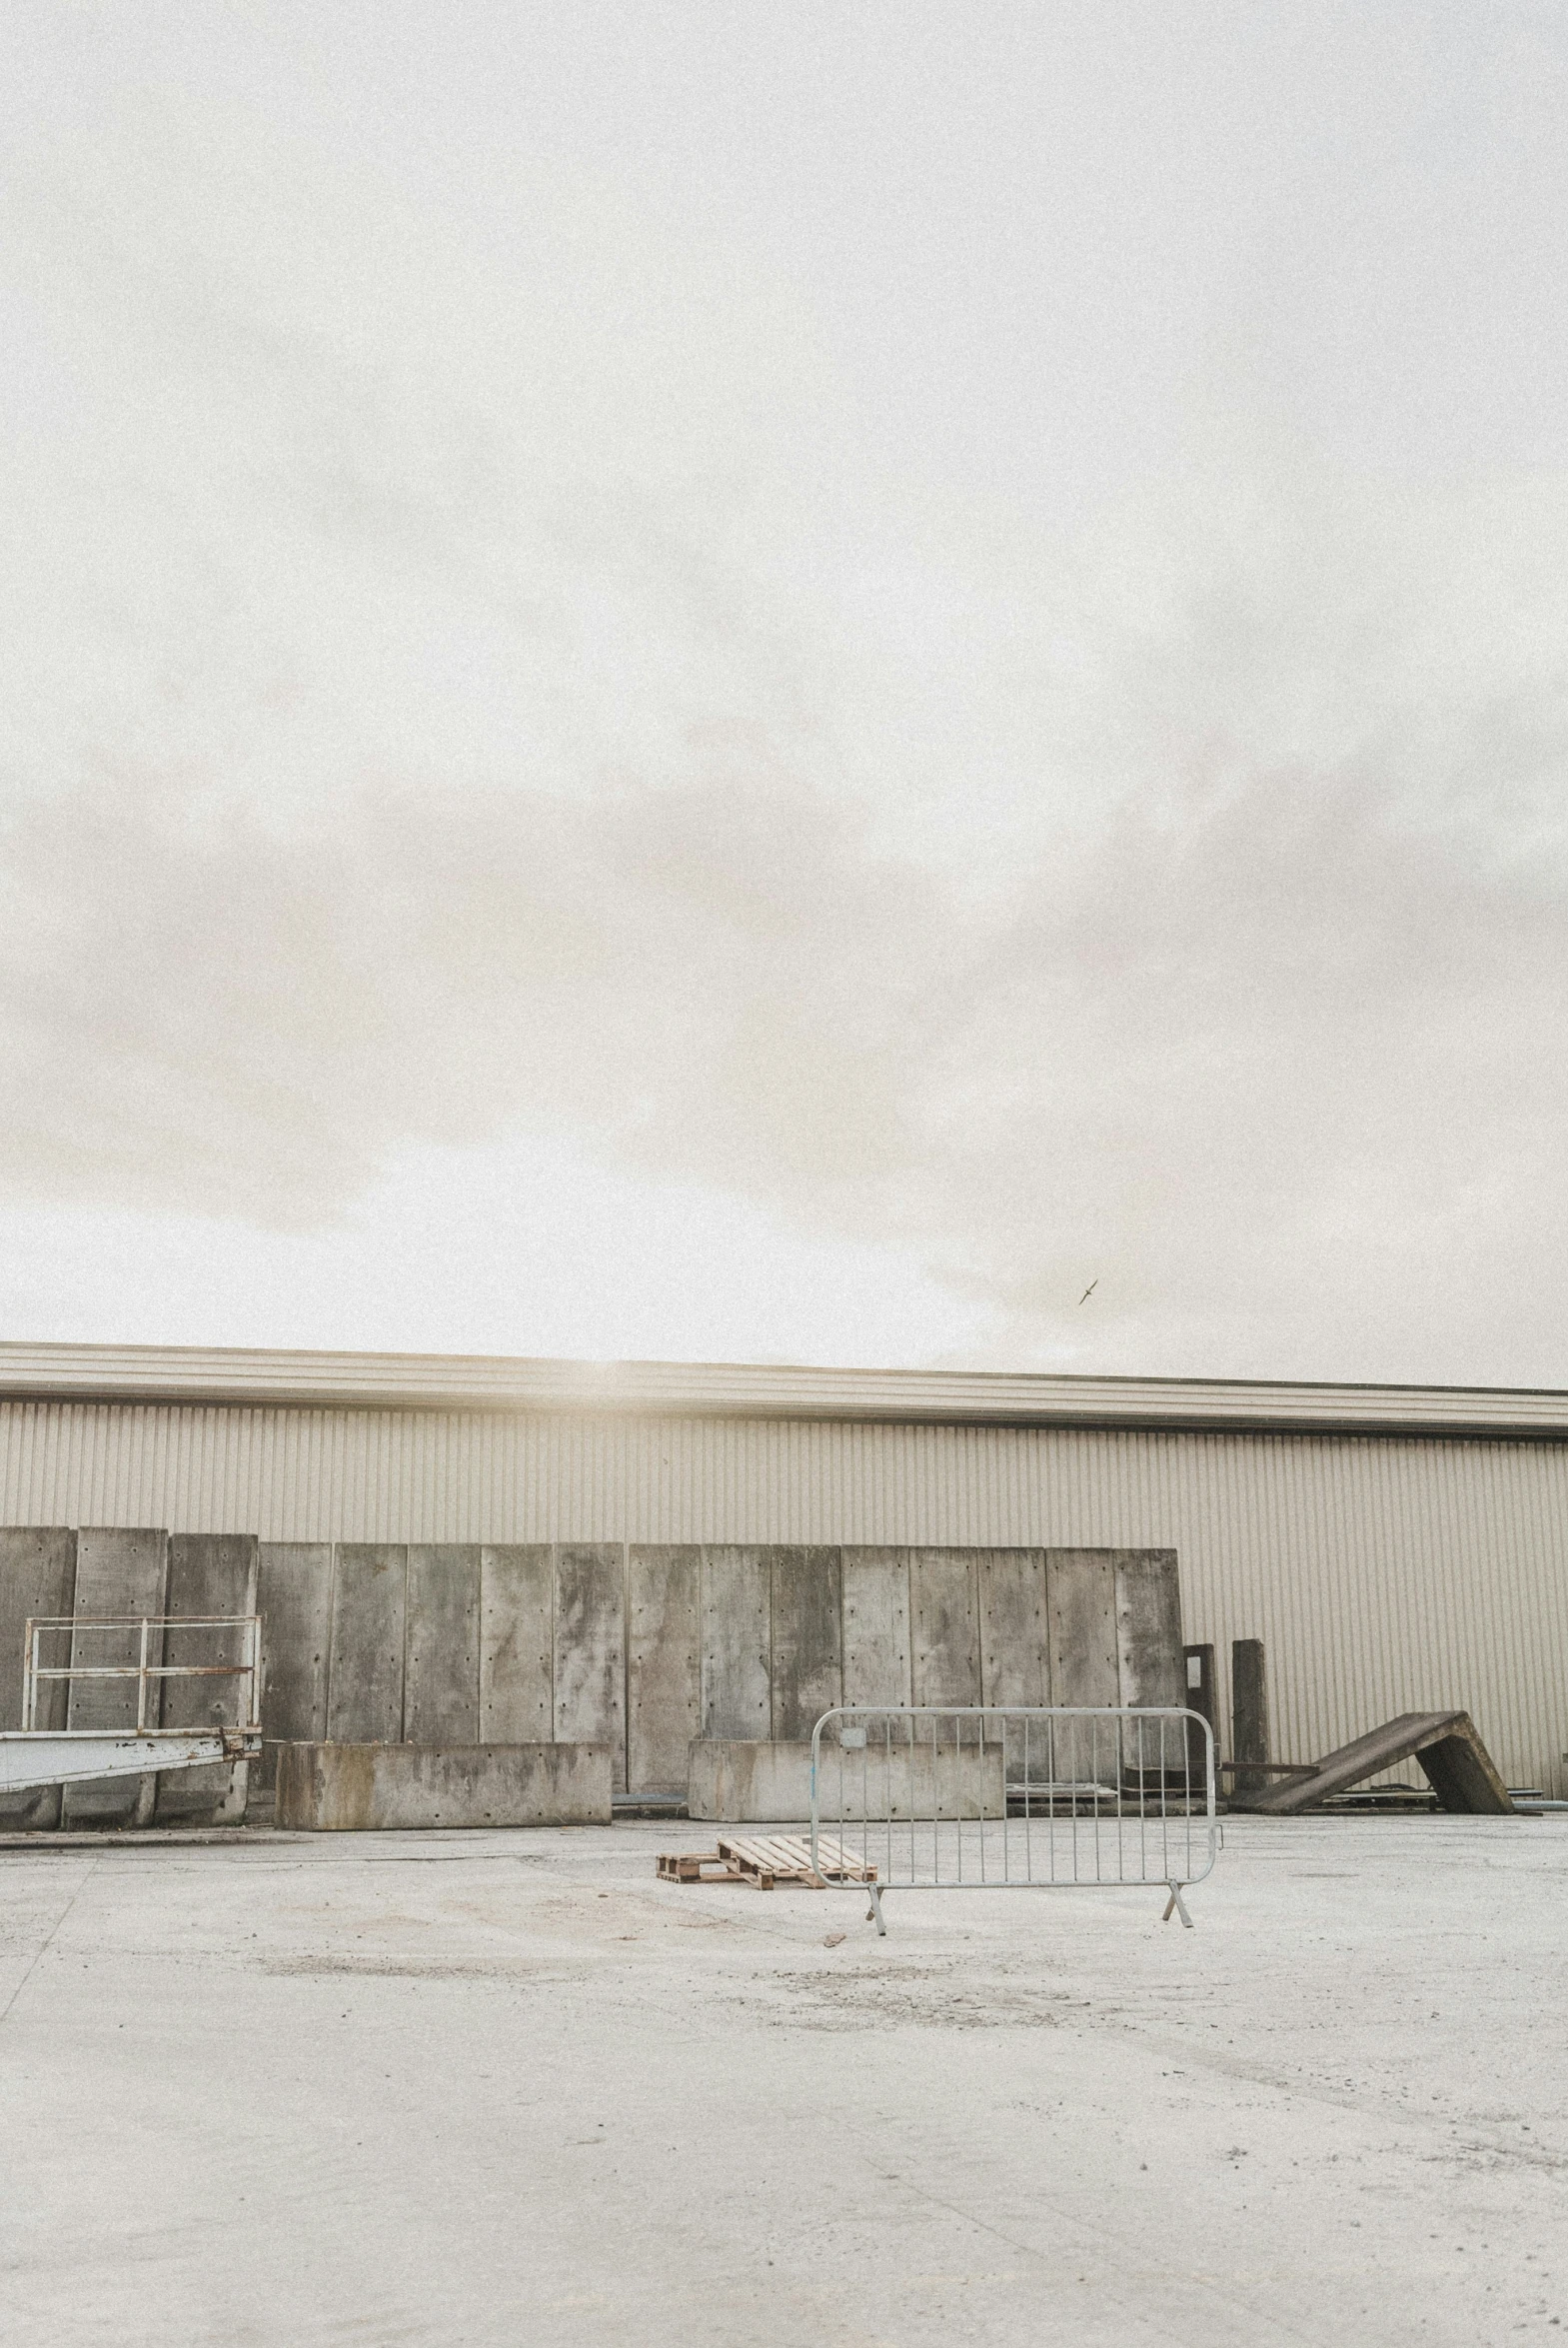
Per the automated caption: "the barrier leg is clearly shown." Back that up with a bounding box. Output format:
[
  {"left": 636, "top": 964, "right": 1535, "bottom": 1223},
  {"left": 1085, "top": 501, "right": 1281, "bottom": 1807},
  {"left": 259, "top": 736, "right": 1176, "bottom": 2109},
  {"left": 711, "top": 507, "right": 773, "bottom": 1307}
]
[
  {"left": 1161, "top": 1880, "right": 1193, "bottom": 1929},
  {"left": 865, "top": 1885, "right": 887, "bottom": 1935}
]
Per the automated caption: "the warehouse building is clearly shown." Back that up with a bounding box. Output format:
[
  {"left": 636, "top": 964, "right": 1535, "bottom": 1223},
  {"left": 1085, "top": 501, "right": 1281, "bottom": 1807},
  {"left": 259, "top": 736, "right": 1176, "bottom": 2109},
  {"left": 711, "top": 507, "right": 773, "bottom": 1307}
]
[{"left": 1, "top": 1342, "right": 1565, "bottom": 1795}]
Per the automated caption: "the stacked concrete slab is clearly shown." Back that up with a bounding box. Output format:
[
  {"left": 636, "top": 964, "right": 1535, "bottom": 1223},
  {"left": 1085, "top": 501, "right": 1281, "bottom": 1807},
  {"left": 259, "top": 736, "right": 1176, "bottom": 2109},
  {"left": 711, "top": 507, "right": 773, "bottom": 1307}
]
[{"left": 0, "top": 1534, "right": 1184, "bottom": 1819}]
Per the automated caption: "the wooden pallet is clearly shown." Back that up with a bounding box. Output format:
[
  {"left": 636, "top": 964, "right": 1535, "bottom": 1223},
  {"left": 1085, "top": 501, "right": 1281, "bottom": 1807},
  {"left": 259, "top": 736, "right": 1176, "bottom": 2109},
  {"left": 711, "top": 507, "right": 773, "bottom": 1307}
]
[{"left": 657, "top": 1833, "right": 876, "bottom": 1889}]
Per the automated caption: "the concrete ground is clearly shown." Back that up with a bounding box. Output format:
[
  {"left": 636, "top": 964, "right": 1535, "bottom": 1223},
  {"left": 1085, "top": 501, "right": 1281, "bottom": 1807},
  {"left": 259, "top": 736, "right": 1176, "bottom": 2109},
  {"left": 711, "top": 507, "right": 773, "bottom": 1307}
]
[{"left": 1, "top": 1814, "right": 1564, "bottom": 2348}]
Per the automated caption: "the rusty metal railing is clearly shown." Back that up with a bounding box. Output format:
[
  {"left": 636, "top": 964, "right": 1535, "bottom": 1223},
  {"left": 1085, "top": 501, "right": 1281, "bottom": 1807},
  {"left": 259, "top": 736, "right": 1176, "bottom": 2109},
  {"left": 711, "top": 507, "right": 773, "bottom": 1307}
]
[{"left": 23, "top": 1615, "right": 262, "bottom": 1734}]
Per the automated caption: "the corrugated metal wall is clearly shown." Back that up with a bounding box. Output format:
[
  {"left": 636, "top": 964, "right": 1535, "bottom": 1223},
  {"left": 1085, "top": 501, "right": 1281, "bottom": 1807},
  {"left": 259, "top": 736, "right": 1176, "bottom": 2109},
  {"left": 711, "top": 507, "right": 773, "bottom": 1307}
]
[{"left": 2, "top": 1399, "right": 1565, "bottom": 1794}]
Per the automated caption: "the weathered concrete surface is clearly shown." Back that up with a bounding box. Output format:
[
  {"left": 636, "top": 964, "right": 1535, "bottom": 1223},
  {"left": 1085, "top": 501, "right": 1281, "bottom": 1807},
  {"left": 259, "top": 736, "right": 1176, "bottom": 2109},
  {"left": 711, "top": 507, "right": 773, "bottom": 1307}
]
[
  {"left": 1046, "top": 1550, "right": 1119, "bottom": 1787},
  {"left": 1239, "top": 1710, "right": 1516, "bottom": 1815},
  {"left": 909, "top": 1546, "right": 981, "bottom": 1710},
  {"left": 1232, "top": 1636, "right": 1270, "bottom": 1794},
  {"left": 628, "top": 1546, "right": 701, "bottom": 1794},
  {"left": 840, "top": 1546, "right": 911, "bottom": 1707},
  {"left": 700, "top": 1546, "right": 771, "bottom": 1742},
  {"left": 155, "top": 1534, "right": 259, "bottom": 1824},
  {"left": 257, "top": 1542, "right": 332, "bottom": 1788},
  {"left": 1114, "top": 1549, "right": 1183, "bottom": 1706},
  {"left": 0, "top": 1526, "right": 75, "bottom": 1829},
  {"left": 478, "top": 1544, "right": 553, "bottom": 1743},
  {"left": 274, "top": 1740, "right": 613, "bottom": 1829},
  {"left": 326, "top": 1545, "right": 407, "bottom": 1744},
  {"left": 768, "top": 1548, "right": 840, "bottom": 1740},
  {"left": 688, "top": 1735, "right": 1007, "bottom": 1823},
  {"left": 553, "top": 1546, "right": 625, "bottom": 1789},
  {"left": 405, "top": 1544, "right": 481, "bottom": 1745},
  {"left": 1, "top": 1815, "right": 1562, "bottom": 2348},
  {"left": 63, "top": 1527, "right": 168, "bottom": 1827}
]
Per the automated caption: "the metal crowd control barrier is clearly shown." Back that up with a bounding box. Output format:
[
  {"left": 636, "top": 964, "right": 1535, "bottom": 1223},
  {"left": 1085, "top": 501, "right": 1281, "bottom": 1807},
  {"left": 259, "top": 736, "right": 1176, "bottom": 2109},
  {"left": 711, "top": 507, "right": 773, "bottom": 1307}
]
[{"left": 809, "top": 1705, "right": 1217, "bottom": 1932}]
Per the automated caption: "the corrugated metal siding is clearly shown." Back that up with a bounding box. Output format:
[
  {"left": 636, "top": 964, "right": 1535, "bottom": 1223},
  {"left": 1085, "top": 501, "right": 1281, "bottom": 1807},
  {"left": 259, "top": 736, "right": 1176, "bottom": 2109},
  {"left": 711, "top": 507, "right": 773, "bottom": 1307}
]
[{"left": 2, "top": 1400, "right": 1565, "bottom": 1793}]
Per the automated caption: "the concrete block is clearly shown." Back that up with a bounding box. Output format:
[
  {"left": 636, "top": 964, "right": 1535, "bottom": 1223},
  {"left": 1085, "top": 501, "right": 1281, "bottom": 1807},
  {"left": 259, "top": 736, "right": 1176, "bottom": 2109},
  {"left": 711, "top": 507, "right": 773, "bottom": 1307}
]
[
  {"left": 1045, "top": 1549, "right": 1119, "bottom": 1788},
  {"left": 769, "top": 1548, "right": 841, "bottom": 1740},
  {"left": 977, "top": 1548, "right": 1049, "bottom": 1779},
  {"left": 64, "top": 1527, "right": 169, "bottom": 1827},
  {"left": 480, "top": 1545, "right": 553, "bottom": 1743},
  {"left": 688, "top": 1736, "right": 1006, "bottom": 1823},
  {"left": 1231, "top": 1637, "right": 1269, "bottom": 1795},
  {"left": 553, "top": 1545, "right": 625, "bottom": 1789},
  {"left": 326, "top": 1545, "right": 407, "bottom": 1744},
  {"left": 274, "top": 1740, "right": 612, "bottom": 1830},
  {"left": 909, "top": 1547, "right": 981, "bottom": 1710},
  {"left": 628, "top": 1546, "right": 701, "bottom": 1794},
  {"left": 156, "top": 1534, "right": 259, "bottom": 1823},
  {"left": 840, "top": 1548, "right": 911, "bottom": 1709},
  {"left": 405, "top": 1545, "right": 481, "bottom": 1744},
  {"left": 1114, "top": 1550, "right": 1183, "bottom": 1707},
  {"left": 0, "top": 1526, "right": 77, "bottom": 1829},
  {"left": 257, "top": 1543, "right": 333, "bottom": 1790},
  {"left": 701, "top": 1546, "right": 770, "bottom": 1741}
]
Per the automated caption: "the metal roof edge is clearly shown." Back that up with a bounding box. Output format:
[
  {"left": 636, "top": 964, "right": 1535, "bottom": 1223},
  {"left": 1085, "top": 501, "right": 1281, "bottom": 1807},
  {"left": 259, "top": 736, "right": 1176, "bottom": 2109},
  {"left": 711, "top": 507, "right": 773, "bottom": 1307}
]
[{"left": 0, "top": 1342, "right": 1565, "bottom": 1438}]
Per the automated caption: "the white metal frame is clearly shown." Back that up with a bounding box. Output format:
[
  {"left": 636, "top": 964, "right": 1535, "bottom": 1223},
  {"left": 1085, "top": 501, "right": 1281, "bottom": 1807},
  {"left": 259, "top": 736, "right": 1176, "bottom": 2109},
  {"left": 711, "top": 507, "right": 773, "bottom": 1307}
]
[
  {"left": 22, "top": 1614, "right": 262, "bottom": 1734},
  {"left": 809, "top": 1704, "right": 1217, "bottom": 1931}
]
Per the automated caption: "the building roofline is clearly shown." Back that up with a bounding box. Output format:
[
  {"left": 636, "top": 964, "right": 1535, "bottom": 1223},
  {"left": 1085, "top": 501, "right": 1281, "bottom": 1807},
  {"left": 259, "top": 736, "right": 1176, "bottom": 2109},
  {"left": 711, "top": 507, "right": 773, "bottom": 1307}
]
[{"left": 0, "top": 1340, "right": 1564, "bottom": 1438}]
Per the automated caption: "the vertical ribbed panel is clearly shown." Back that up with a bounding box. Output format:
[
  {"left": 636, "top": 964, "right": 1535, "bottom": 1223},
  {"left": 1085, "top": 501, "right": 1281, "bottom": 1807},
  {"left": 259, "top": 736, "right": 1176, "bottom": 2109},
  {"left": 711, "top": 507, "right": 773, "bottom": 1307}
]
[{"left": 2, "top": 1400, "right": 1565, "bottom": 1792}]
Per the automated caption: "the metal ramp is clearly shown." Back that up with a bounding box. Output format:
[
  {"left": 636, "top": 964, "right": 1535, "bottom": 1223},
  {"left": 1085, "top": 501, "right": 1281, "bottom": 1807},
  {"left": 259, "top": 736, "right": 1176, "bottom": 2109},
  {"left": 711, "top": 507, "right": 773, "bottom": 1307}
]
[{"left": 0, "top": 1614, "right": 262, "bottom": 1798}]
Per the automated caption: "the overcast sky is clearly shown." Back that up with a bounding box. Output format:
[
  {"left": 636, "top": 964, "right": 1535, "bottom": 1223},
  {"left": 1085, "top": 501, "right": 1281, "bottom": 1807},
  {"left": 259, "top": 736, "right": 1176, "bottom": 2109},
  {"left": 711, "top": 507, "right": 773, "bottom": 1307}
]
[{"left": 2, "top": 1, "right": 1566, "bottom": 1382}]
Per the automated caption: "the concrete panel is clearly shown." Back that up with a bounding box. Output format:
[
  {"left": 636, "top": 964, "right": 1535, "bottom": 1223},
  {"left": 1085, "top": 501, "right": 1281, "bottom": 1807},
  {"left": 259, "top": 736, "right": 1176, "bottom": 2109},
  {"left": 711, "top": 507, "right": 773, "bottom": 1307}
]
[
  {"left": 1115, "top": 1550, "right": 1184, "bottom": 1708},
  {"left": 256, "top": 1543, "right": 332, "bottom": 1790},
  {"left": 64, "top": 1527, "right": 168, "bottom": 1826},
  {"left": 326, "top": 1545, "right": 407, "bottom": 1745},
  {"left": 840, "top": 1548, "right": 911, "bottom": 1711},
  {"left": 770, "top": 1547, "right": 841, "bottom": 1741},
  {"left": 405, "top": 1544, "right": 481, "bottom": 1745},
  {"left": 977, "top": 1548, "right": 1049, "bottom": 1783},
  {"left": 628, "top": 1546, "right": 701, "bottom": 1795},
  {"left": 156, "top": 1534, "right": 259, "bottom": 1823},
  {"left": 701, "top": 1546, "right": 770, "bottom": 1742},
  {"left": 553, "top": 1544, "right": 626, "bottom": 1789},
  {"left": 0, "top": 1527, "right": 76, "bottom": 1828},
  {"left": 688, "top": 1736, "right": 1005, "bottom": 1823},
  {"left": 1045, "top": 1549, "right": 1119, "bottom": 1790},
  {"left": 909, "top": 1548, "right": 980, "bottom": 1709},
  {"left": 275, "top": 1739, "right": 612, "bottom": 1830},
  {"left": 479, "top": 1545, "right": 553, "bottom": 1744}
]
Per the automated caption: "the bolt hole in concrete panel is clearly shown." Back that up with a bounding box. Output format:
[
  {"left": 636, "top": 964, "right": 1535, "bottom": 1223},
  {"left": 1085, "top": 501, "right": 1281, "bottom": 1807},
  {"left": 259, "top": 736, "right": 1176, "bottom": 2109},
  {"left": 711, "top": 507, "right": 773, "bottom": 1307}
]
[
  {"left": 64, "top": 1528, "right": 170, "bottom": 1827},
  {"left": 839, "top": 1549, "right": 911, "bottom": 1718},
  {"left": 1045, "top": 1549, "right": 1120, "bottom": 1789},
  {"left": 405, "top": 1545, "right": 482, "bottom": 1746},
  {"left": 628, "top": 1546, "right": 702, "bottom": 1796},
  {"left": 769, "top": 1548, "right": 842, "bottom": 1742},
  {"left": 0, "top": 1527, "right": 77, "bottom": 1830},
  {"left": 256, "top": 1543, "right": 332, "bottom": 1790},
  {"left": 479, "top": 1546, "right": 554, "bottom": 1744},
  {"left": 701, "top": 1547, "right": 771, "bottom": 1744},
  {"left": 157, "top": 1534, "right": 259, "bottom": 1824},
  {"left": 553, "top": 1546, "right": 626, "bottom": 1791},
  {"left": 326, "top": 1546, "right": 408, "bottom": 1746}
]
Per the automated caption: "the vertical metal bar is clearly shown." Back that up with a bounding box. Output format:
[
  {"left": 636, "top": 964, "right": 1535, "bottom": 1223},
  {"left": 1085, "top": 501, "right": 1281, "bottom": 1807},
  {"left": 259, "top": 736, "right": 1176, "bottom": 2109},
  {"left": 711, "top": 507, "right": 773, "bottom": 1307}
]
[{"left": 137, "top": 1616, "right": 150, "bottom": 1732}]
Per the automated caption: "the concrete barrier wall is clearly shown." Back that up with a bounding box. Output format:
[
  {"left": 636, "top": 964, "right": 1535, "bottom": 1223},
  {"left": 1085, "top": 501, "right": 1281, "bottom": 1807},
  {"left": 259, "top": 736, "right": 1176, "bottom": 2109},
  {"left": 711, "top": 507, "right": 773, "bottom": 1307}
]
[
  {"left": 0, "top": 1534, "right": 1183, "bottom": 1816},
  {"left": 0, "top": 1526, "right": 76, "bottom": 1829},
  {"left": 275, "top": 1739, "right": 612, "bottom": 1830}
]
